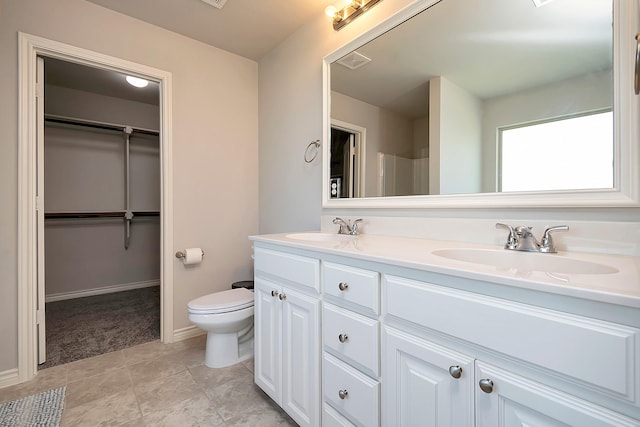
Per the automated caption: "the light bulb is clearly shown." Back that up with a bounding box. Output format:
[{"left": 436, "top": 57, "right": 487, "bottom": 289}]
[
  {"left": 126, "top": 76, "right": 149, "bottom": 88},
  {"left": 325, "top": 5, "right": 337, "bottom": 17}
]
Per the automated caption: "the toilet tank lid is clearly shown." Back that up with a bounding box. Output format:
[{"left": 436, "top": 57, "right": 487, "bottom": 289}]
[{"left": 188, "top": 288, "right": 254, "bottom": 312}]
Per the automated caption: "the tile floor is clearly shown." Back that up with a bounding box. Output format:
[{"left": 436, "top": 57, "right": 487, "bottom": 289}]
[{"left": 0, "top": 336, "right": 297, "bottom": 426}]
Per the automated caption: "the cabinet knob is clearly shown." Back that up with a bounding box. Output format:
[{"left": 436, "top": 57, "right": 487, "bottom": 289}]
[
  {"left": 338, "top": 334, "right": 349, "bottom": 343},
  {"left": 479, "top": 378, "right": 494, "bottom": 394},
  {"left": 338, "top": 389, "right": 349, "bottom": 399},
  {"left": 338, "top": 282, "right": 349, "bottom": 291},
  {"left": 271, "top": 290, "right": 279, "bottom": 297},
  {"left": 278, "top": 293, "right": 286, "bottom": 301},
  {"left": 448, "top": 365, "right": 462, "bottom": 379}
]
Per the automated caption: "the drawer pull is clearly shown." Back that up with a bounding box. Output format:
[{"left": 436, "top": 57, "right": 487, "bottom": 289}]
[
  {"left": 338, "top": 389, "right": 349, "bottom": 399},
  {"left": 479, "top": 378, "right": 494, "bottom": 394},
  {"left": 448, "top": 365, "right": 462, "bottom": 379},
  {"left": 338, "top": 282, "right": 349, "bottom": 291},
  {"left": 278, "top": 293, "right": 287, "bottom": 301},
  {"left": 271, "top": 290, "right": 279, "bottom": 297},
  {"left": 338, "top": 333, "right": 349, "bottom": 343}
]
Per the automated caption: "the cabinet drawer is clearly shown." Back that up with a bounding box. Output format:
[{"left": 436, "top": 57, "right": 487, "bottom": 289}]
[
  {"left": 385, "top": 274, "right": 640, "bottom": 403},
  {"left": 323, "top": 262, "right": 379, "bottom": 314},
  {"left": 254, "top": 247, "right": 319, "bottom": 292},
  {"left": 323, "top": 304, "right": 380, "bottom": 377},
  {"left": 322, "top": 404, "right": 356, "bottom": 427},
  {"left": 323, "top": 353, "right": 379, "bottom": 427}
]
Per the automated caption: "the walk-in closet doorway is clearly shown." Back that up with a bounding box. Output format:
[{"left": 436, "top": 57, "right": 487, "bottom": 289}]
[
  {"left": 18, "top": 33, "right": 175, "bottom": 383},
  {"left": 40, "top": 56, "right": 162, "bottom": 369}
]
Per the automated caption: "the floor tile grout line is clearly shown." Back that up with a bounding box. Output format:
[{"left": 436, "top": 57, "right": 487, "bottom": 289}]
[{"left": 125, "top": 362, "right": 146, "bottom": 426}]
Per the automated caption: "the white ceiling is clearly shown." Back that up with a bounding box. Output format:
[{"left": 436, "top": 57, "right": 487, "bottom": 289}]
[{"left": 86, "top": 0, "right": 333, "bottom": 61}]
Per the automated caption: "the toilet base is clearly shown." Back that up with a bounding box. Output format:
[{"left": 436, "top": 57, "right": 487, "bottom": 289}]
[{"left": 205, "top": 331, "right": 254, "bottom": 368}]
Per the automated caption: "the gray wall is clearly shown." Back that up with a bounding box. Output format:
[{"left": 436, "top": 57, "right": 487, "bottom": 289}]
[{"left": 1, "top": 0, "right": 258, "bottom": 373}]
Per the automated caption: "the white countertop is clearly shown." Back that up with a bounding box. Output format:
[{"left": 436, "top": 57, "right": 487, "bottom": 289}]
[{"left": 250, "top": 232, "right": 640, "bottom": 309}]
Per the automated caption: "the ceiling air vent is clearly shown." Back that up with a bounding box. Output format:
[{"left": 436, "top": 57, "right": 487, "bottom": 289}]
[
  {"left": 336, "top": 51, "right": 371, "bottom": 70},
  {"left": 201, "top": 0, "right": 227, "bottom": 9}
]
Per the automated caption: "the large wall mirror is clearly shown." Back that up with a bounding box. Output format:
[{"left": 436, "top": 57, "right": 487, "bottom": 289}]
[{"left": 322, "top": 0, "right": 640, "bottom": 208}]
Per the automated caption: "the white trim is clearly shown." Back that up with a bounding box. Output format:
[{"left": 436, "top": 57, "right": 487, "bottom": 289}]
[
  {"left": 0, "top": 369, "right": 20, "bottom": 389},
  {"left": 172, "top": 325, "right": 206, "bottom": 342},
  {"left": 18, "top": 32, "right": 174, "bottom": 384},
  {"left": 322, "top": 0, "right": 640, "bottom": 209},
  {"left": 45, "top": 280, "right": 160, "bottom": 303}
]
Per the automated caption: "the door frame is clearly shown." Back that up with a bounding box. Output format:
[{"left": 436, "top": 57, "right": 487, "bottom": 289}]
[
  {"left": 330, "top": 119, "right": 366, "bottom": 198},
  {"left": 17, "top": 32, "right": 174, "bottom": 382}
]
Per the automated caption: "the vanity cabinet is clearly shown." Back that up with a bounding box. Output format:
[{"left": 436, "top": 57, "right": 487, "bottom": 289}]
[
  {"left": 475, "top": 361, "right": 640, "bottom": 427},
  {"left": 251, "top": 239, "right": 640, "bottom": 426},
  {"left": 253, "top": 248, "right": 321, "bottom": 427},
  {"left": 383, "top": 327, "right": 474, "bottom": 426},
  {"left": 384, "top": 274, "right": 640, "bottom": 426},
  {"left": 321, "top": 262, "right": 381, "bottom": 426}
]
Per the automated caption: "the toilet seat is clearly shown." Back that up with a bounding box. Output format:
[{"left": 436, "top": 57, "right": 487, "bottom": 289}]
[{"left": 188, "top": 288, "right": 254, "bottom": 314}]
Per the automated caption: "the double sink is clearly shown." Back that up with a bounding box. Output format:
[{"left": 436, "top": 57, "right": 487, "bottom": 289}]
[{"left": 285, "top": 232, "right": 618, "bottom": 276}]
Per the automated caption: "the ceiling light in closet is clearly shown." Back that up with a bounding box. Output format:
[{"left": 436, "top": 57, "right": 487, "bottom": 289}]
[{"left": 126, "top": 76, "right": 149, "bottom": 88}]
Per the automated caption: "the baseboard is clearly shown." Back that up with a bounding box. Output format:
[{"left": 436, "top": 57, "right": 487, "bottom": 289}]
[
  {"left": 45, "top": 280, "right": 160, "bottom": 303},
  {"left": 172, "top": 325, "right": 205, "bottom": 342},
  {"left": 0, "top": 368, "right": 20, "bottom": 389}
]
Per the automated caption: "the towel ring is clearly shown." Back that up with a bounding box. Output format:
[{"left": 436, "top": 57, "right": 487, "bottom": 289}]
[{"left": 304, "top": 140, "right": 321, "bottom": 163}]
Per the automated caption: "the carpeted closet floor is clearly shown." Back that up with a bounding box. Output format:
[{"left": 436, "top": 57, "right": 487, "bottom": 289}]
[{"left": 39, "top": 286, "right": 160, "bottom": 370}]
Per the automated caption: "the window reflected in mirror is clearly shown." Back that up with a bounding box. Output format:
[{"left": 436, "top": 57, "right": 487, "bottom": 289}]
[{"left": 499, "top": 110, "right": 613, "bottom": 192}]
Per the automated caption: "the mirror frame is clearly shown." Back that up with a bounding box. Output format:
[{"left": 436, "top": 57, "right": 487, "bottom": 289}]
[{"left": 322, "top": 0, "right": 640, "bottom": 209}]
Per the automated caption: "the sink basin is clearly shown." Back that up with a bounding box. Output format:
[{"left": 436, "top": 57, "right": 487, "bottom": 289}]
[
  {"left": 285, "top": 233, "right": 356, "bottom": 242},
  {"left": 432, "top": 248, "right": 618, "bottom": 275}
]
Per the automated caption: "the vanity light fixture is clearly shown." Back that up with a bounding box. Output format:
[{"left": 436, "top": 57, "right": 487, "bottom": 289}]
[
  {"left": 125, "top": 76, "right": 149, "bottom": 88},
  {"left": 326, "top": 0, "right": 384, "bottom": 31}
]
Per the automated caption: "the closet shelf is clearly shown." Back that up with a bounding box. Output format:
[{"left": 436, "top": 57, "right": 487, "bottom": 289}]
[{"left": 44, "top": 114, "right": 159, "bottom": 136}]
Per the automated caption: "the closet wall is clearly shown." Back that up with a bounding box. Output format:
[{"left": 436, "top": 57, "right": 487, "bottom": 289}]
[{"left": 44, "top": 82, "right": 160, "bottom": 301}]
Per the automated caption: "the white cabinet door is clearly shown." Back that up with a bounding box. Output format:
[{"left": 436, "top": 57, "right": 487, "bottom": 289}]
[
  {"left": 254, "top": 278, "right": 282, "bottom": 404},
  {"left": 383, "top": 327, "right": 474, "bottom": 427},
  {"left": 282, "top": 287, "right": 321, "bottom": 427},
  {"left": 475, "top": 362, "right": 640, "bottom": 427}
]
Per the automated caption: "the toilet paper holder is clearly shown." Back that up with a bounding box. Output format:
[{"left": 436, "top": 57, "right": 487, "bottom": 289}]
[{"left": 175, "top": 249, "right": 205, "bottom": 259}]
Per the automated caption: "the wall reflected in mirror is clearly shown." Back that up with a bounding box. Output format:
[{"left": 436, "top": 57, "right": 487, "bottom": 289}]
[{"left": 329, "top": 0, "right": 613, "bottom": 198}]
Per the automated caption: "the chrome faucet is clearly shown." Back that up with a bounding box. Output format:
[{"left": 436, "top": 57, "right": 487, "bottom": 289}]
[
  {"left": 333, "top": 217, "right": 363, "bottom": 235},
  {"left": 496, "top": 223, "right": 568, "bottom": 253}
]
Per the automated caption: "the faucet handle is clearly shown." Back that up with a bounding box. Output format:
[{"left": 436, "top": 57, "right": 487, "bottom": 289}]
[
  {"left": 332, "top": 217, "right": 349, "bottom": 234},
  {"left": 496, "top": 223, "right": 517, "bottom": 250},
  {"left": 540, "top": 225, "right": 569, "bottom": 253},
  {"left": 350, "top": 219, "right": 363, "bottom": 235}
]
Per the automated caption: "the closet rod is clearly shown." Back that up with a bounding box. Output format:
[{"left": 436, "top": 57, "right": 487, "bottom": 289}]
[
  {"left": 44, "top": 211, "right": 160, "bottom": 219},
  {"left": 44, "top": 114, "right": 159, "bottom": 136}
]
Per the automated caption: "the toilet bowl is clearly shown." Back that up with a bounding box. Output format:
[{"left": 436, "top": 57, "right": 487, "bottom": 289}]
[{"left": 188, "top": 287, "right": 254, "bottom": 368}]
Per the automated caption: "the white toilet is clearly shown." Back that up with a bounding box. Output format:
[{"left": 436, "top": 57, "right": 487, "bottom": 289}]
[{"left": 188, "top": 287, "right": 254, "bottom": 368}]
